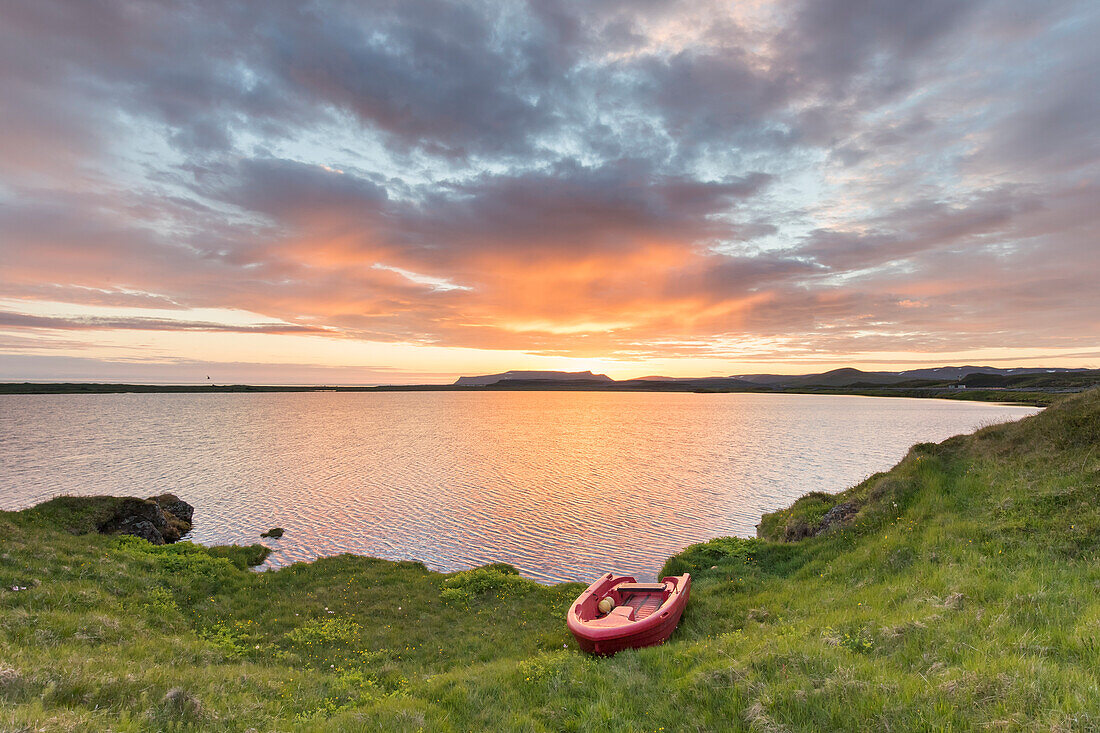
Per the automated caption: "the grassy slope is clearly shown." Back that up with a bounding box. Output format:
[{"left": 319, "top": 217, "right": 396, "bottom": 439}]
[
  {"left": 772, "top": 386, "right": 1059, "bottom": 406},
  {"left": 1, "top": 389, "right": 1098, "bottom": 731}
]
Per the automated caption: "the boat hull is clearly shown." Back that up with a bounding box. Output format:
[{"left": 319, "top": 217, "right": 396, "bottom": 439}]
[{"left": 567, "top": 573, "right": 690, "bottom": 655}]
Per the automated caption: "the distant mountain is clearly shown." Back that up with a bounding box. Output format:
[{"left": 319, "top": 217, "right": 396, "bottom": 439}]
[
  {"left": 632, "top": 375, "right": 725, "bottom": 382},
  {"left": 782, "top": 368, "right": 905, "bottom": 387},
  {"left": 728, "top": 374, "right": 797, "bottom": 385},
  {"left": 896, "top": 365, "right": 1089, "bottom": 380},
  {"left": 618, "top": 377, "right": 758, "bottom": 390},
  {"left": 732, "top": 368, "right": 905, "bottom": 387},
  {"left": 960, "top": 369, "right": 1100, "bottom": 389},
  {"left": 453, "top": 370, "right": 614, "bottom": 386},
  {"left": 733, "top": 366, "right": 1091, "bottom": 388},
  {"left": 452, "top": 366, "right": 1094, "bottom": 391}
]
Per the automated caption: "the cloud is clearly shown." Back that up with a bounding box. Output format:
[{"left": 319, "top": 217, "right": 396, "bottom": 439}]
[
  {"left": 792, "top": 187, "right": 1045, "bottom": 271},
  {"left": 0, "top": 0, "right": 1098, "bottom": 375},
  {"left": 0, "top": 311, "right": 329, "bottom": 335},
  {"left": 0, "top": 353, "right": 429, "bottom": 385}
]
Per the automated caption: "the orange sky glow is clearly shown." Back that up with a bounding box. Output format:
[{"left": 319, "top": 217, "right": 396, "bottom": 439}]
[{"left": 1, "top": 2, "right": 1098, "bottom": 383}]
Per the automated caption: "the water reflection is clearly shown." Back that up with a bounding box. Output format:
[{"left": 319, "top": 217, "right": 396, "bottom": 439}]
[{"left": 0, "top": 392, "right": 1039, "bottom": 582}]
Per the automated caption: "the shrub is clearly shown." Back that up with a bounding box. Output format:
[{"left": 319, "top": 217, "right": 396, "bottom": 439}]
[
  {"left": 440, "top": 565, "right": 531, "bottom": 606},
  {"left": 662, "top": 536, "right": 759, "bottom": 576},
  {"left": 285, "top": 617, "right": 362, "bottom": 647},
  {"left": 200, "top": 622, "right": 254, "bottom": 659}
]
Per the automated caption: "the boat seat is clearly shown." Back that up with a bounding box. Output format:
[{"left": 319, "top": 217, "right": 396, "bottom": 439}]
[
  {"left": 616, "top": 583, "right": 667, "bottom": 594},
  {"left": 608, "top": 606, "right": 635, "bottom": 621},
  {"left": 588, "top": 604, "right": 636, "bottom": 627}
]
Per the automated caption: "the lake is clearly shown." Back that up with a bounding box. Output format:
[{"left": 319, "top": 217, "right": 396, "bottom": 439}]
[{"left": 0, "top": 391, "right": 1039, "bottom": 583}]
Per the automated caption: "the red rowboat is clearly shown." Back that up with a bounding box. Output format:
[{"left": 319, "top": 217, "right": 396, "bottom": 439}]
[{"left": 567, "top": 572, "right": 691, "bottom": 655}]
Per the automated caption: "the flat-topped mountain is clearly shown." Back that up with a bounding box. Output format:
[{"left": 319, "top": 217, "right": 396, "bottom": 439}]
[{"left": 453, "top": 370, "right": 614, "bottom": 386}]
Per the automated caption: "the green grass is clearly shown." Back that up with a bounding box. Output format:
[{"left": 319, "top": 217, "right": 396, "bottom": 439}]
[
  {"left": 2, "top": 389, "right": 1099, "bottom": 730},
  {"left": 776, "top": 386, "right": 1061, "bottom": 406}
]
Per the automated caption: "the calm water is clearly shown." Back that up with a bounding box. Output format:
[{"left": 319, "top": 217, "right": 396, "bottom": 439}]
[{"left": 0, "top": 392, "right": 1038, "bottom": 583}]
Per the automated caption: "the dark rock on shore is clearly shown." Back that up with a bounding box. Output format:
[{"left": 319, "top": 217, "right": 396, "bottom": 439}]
[
  {"left": 152, "top": 494, "right": 194, "bottom": 542},
  {"left": 815, "top": 502, "right": 858, "bottom": 535},
  {"left": 777, "top": 498, "right": 860, "bottom": 541},
  {"left": 97, "top": 495, "right": 194, "bottom": 544},
  {"left": 152, "top": 494, "right": 194, "bottom": 523},
  {"left": 97, "top": 498, "right": 169, "bottom": 543}
]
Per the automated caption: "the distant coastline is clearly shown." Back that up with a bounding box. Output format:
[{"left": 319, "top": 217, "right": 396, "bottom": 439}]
[
  {"left": 1, "top": 379, "right": 1089, "bottom": 407},
  {"left": 3, "top": 365, "right": 1096, "bottom": 406}
]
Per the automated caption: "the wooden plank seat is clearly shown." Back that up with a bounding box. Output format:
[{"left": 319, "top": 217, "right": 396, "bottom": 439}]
[{"left": 615, "top": 583, "right": 667, "bottom": 593}]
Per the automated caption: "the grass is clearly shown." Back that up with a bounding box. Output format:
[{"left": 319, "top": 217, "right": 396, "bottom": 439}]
[
  {"left": 774, "top": 386, "right": 1061, "bottom": 406},
  {"left": 1, "top": 389, "right": 1098, "bottom": 730}
]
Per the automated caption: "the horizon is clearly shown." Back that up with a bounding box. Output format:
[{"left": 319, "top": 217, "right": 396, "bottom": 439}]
[
  {"left": 2, "top": 2, "right": 1099, "bottom": 382},
  {"left": 0, "top": 362, "right": 1089, "bottom": 388}
]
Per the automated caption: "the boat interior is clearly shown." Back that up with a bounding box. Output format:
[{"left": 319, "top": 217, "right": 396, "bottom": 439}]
[{"left": 611, "top": 582, "right": 669, "bottom": 621}]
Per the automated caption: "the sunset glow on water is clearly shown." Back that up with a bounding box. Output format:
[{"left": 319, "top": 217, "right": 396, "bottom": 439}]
[{"left": 0, "top": 392, "right": 1038, "bottom": 582}]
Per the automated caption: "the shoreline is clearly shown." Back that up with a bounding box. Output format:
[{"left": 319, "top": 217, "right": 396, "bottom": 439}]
[
  {"left": 1, "top": 389, "right": 1096, "bottom": 729},
  {"left": 1, "top": 396, "right": 1044, "bottom": 583},
  {"left": 0, "top": 381, "right": 1060, "bottom": 406}
]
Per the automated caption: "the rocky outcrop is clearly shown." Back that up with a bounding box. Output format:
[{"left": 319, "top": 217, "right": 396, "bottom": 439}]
[
  {"left": 152, "top": 494, "right": 194, "bottom": 524},
  {"left": 815, "top": 502, "right": 858, "bottom": 535},
  {"left": 97, "top": 494, "right": 194, "bottom": 544},
  {"left": 778, "top": 500, "right": 860, "bottom": 541}
]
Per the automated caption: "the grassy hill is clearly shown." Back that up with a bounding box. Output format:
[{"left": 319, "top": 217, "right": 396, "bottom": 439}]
[{"left": 1, "top": 389, "right": 1098, "bottom": 731}]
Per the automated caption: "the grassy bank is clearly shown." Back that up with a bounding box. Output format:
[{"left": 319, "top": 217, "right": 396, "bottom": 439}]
[
  {"left": 1, "top": 390, "right": 1098, "bottom": 730},
  {"left": 773, "top": 386, "right": 1060, "bottom": 406}
]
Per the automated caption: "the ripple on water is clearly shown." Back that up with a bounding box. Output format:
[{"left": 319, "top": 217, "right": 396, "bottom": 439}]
[{"left": 0, "top": 391, "right": 1039, "bottom": 583}]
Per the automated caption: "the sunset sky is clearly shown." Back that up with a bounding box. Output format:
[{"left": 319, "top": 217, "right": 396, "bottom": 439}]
[{"left": 1, "top": 0, "right": 1098, "bottom": 383}]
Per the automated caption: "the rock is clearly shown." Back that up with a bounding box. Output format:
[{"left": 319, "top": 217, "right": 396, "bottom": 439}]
[
  {"left": 944, "top": 592, "right": 965, "bottom": 610},
  {"left": 814, "top": 502, "right": 858, "bottom": 536},
  {"left": 162, "top": 687, "right": 202, "bottom": 718},
  {"left": 783, "top": 519, "right": 815, "bottom": 542},
  {"left": 151, "top": 493, "right": 194, "bottom": 523},
  {"left": 122, "top": 518, "right": 164, "bottom": 543},
  {"left": 98, "top": 498, "right": 170, "bottom": 544},
  {"left": 149, "top": 494, "right": 194, "bottom": 541},
  {"left": 261, "top": 527, "right": 284, "bottom": 539},
  {"left": 158, "top": 518, "right": 184, "bottom": 543},
  {"left": 97, "top": 495, "right": 194, "bottom": 544}
]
